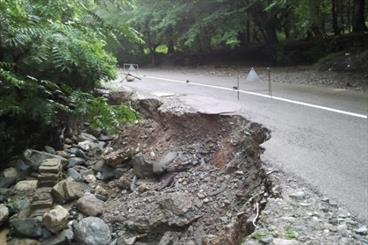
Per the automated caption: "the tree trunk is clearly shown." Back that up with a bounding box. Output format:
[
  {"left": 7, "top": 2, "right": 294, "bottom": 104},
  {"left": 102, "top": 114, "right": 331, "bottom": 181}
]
[
  {"left": 167, "top": 40, "right": 175, "bottom": 55},
  {"left": 246, "top": 20, "right": 251, "bottom": 44},
  {"left": 332, "top": 0, "right": 340, "bottom": 35},
  {"left": 352, "top": 0, "right": 367, "bottom": 32}
]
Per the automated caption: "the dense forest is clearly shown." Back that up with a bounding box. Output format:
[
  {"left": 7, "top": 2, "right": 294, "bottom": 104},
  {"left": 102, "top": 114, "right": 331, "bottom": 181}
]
[
  {"left": 0, "top": 0, "right": 367, "bottom": 160},
  {"left": 119, "top": 0, "right": 368, "bottom": 65}
]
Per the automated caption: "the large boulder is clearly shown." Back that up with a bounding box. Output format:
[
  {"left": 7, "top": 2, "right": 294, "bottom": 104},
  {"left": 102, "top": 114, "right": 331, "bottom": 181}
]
[
  {"left": 76, "top": 193, "right": 104, "bottom": 217},
  {"left": 42, "top": 205, "right": 69, "bottom": 233},
  {"left": 73, "top": 217, "right": 111, "bottom": 245}
]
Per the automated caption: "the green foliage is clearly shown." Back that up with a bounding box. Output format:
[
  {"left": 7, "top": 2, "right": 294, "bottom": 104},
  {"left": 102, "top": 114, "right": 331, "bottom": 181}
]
[
  {"left": 284, "top": 226, "right": 297, "bottom": 240},
  {"left": 121, "top": 0, "right": 366, "bottom": 63},
  {"left": 0, "top": 0, "right": 138, "bottom": 161},
  {"left": 0, "top": 0, "right": 119, "bottom": 90},
  {"left": 70, "top": 91, "right": 138, "bottom": 134},
  {"left": 250, "top": 231, "right": 270, "bottom": 241}
]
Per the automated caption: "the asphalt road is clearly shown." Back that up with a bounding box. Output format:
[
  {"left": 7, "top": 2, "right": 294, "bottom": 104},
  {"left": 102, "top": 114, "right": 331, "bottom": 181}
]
[{"left": 117, "top": 68, "right": 368, "bottom": 221}]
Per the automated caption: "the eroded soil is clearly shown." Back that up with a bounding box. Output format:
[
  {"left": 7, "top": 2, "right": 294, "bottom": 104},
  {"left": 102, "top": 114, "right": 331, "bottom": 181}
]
[{"left": 102, "top": 98, "right": 272, "bottom": 244}]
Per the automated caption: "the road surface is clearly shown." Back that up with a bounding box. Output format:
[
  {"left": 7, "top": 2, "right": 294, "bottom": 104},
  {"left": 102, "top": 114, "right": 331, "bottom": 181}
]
[{"left": 115, "top": 68, "right": 368, "bottom": 221}]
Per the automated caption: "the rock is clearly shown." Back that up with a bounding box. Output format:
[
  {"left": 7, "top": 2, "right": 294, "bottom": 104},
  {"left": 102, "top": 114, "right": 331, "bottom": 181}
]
[
  {"left": 30, "top": 188, "right": 54, "bottom": 214},
  {"left": 78, "top": 140, "right": 100, "bottom": 152},
  {"left": 8, "top": 238, "right": 41, "bottom": 245},
  {"left": 79, "top": 132, "right": 98, "bottom": 142},
  {"left": 289, "top": 191, "right": 306, "bottom": 201},
  {"left": 260, "top": 236, "right": 274, "bottom": 244},
  {"left": 159, "top": 192, "right": 194, "bottom": 215},
  {"left": 10, "top": 218, "right": 43, "bottom": 238},
  {"left": 3, "top": 167, "right": 19, "bottom": 179},
  {"left": 159, "top": 231, "right": 180, "bottom": 245},
  {"left": 68, "top": 147, "right": 87, "bottom": 159},
  {"left": 44, "top": 146, "right": 56, "bottom": 154},
  {"left": 8, "top": 198, "right": 31, "bottom": 214},
  {"left": 73, "top": 217, "right": 111, "bottom": 245},
  {"left": 67, "top": 157, "right": 86, "bottom": 168},
  {"left": 15, "top": 180, "right": 38, "bottom": 193},
  {"left": 354, "top": 225, "right": 367, "bottom": 235},
  {"left": 13, "top": 159, "right": 31, "bottom": 176},
  {"left": 38, "top": 159, "right": 63, "bottom": 187},
  {"left": 83, "top": 174, "right": 97, "bottom": 183},
  {"left": 52, "top": 179, "right": 87, "bottom": 204},
  {"left": 0, "top": 204, "right": 9, "bottom": 225},
  {"left": 153, "top": 152, "right": 177, "bottom": 174},
  {"left": 23, "top": 149, "right": 66, "bottom": 171},
  {"left": 42, "top": 205, "right": 69, "bottom": 233},
  {"left": 107, "top": 90, "right": 134, "bottom": 105},
  {"left": 77, "top": 193, "right": 104, "bottom": 216},
  {"left": 126, "top": 75, "right": 135, "bottom": 82},
  {"left": 66, "top": 168, "right": 83, "bottom": 182},
  {"left": 272, "top": 239, "right": 299, "bottom": 245},
  {"left": 99, "top": 134, "right": 113, "bottom": 142},
  {"left": 41, "top": 228, "right": 74, "bottom": 245},
  {"left": 133, "top": 99, "right": 162, "bottom": 116},
  {"left": 95, "top": 185, "right": 109, "bottom": 200},
  {"left": 97, "top": 165, "right": 116, "bottom": 181},
  {"left": 103, "top": 148, "right": 134, "bottom": 167},
  {"left": 0, "top": 177, "right": 16, "bottom": 188},
  {"left": 337, "top": 223, "right": 348, "bottom": 236},
  {"left": 117, "top": 175, "right": 131, "bottom": 190},
  {"left": 132, "top": 154, "right": 154, "bottom": 178}
]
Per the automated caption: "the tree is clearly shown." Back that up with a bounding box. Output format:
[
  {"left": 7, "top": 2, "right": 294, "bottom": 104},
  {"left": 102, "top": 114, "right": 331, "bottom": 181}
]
[{"left": 352, "top": 0, "right": 368, "bottom": 32}]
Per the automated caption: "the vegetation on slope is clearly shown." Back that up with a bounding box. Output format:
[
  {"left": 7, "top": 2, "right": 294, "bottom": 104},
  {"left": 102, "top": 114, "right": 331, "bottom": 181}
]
[{"left": 0, "top": 0, "right": 138, "bottom": 162}]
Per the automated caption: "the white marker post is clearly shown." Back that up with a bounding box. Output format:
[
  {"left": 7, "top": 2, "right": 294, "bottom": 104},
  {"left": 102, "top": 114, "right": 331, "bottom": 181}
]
[{"left": 267, "top": 67, "right": 272, "bottom": 97}]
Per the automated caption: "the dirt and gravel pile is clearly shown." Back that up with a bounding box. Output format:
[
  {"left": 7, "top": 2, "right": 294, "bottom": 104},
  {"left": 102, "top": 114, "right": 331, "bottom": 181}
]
[
  {"left": 103, "top": 98, "right": 272, "bottom": 244},
  {"left": 0, "top": 90, "right": 273, "bottom": 245}
]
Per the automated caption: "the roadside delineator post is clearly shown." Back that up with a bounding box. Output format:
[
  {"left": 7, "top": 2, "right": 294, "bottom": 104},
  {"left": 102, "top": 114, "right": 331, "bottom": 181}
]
[
  {"left": 237, "top": 73, "right": 240, "bottom": 101},
  {"left": 267, "top": 67, "right": 272, "bottom": 97}
]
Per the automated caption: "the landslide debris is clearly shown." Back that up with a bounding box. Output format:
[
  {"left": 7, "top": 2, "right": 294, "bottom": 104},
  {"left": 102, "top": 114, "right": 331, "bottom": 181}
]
[{"left": 0, "top": 91, "right": 272, "bottom": 245}]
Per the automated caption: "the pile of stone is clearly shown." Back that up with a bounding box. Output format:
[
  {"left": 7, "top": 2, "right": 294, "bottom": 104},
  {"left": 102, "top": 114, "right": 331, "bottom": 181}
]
[{"left": 0, "top": 130, "right": 117, "bottom": 245}]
